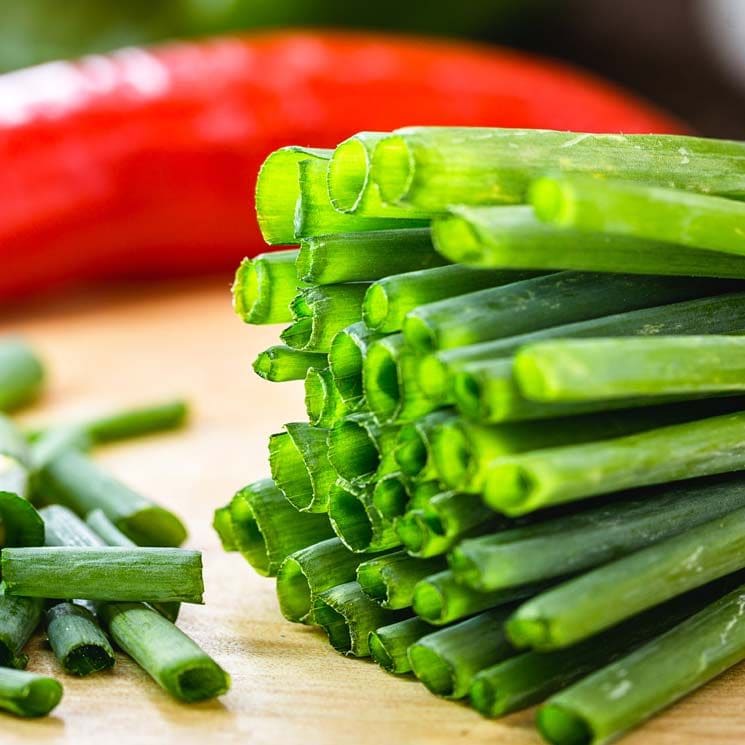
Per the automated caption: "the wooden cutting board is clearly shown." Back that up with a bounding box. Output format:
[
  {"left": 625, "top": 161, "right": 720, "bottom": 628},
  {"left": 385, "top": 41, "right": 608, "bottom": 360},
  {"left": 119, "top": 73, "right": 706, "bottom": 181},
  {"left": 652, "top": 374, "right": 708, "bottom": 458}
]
[{"left": 3, "top": 278, "right": 743, "bottom": 745}]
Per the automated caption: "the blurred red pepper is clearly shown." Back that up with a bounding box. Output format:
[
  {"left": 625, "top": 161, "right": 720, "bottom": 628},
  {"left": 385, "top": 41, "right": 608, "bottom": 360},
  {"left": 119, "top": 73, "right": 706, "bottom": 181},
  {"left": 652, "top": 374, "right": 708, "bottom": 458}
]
[{"left": 0, "top": 30, "right": 686, "bottom": 301}]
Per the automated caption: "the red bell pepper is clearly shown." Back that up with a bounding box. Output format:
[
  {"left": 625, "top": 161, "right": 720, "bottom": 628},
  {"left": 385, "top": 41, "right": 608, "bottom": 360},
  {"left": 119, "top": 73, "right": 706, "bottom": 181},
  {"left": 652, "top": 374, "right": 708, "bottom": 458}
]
[{"left": 0, "top": 30, "right": 685, "bottom": 301}]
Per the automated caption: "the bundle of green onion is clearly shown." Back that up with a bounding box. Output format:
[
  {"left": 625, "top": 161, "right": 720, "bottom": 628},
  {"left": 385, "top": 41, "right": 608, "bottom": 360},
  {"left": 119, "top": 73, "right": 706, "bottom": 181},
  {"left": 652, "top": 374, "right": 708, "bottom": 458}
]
[
  {"left": 0, "top": 338, "right": 229, "bottom": 718},
  {"left": 219, "top": 127, "right": 745, "bottom": 745}
]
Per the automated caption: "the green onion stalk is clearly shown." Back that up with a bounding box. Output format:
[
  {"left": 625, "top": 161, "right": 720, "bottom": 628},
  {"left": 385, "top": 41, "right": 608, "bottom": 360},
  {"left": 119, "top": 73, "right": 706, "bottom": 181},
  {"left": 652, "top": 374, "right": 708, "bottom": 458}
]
[
  {"left": 328, "top": 322, "right": 385, "bottom": 409},
  {"left": 536, "top": 582, "right": 745, "bottom": 745},
  {"left": 369, "top": 127, "right": 745, "bottom": 211},
  {"left": 408, "top": 608, "right": 516, "bottom": 699},
  {"left": 506, "top": 503, "right": 745, "bottom": 650},
  {"left": 370, "top": 473, "right": 412, "bottom": 522},
  {"left": 269, "top": 423, "right": 337, "bottom": 512},
  {"left": 232, "top": 249, "right": 300, "bottom": 325},
  {"left": 276, "top": 538, "right": 367, "bottom": 624},
  {"left": 451, "top": 472, "right": 745, "bottom": 592},
  {"left": 0, "top": 590, "right": 43, "bottom": 669},
  {"left": 432, "top": 204, "right": 745, "bottom": 278},
  {"left": 402, "top": 270, "right": 736, "bottom": 355},
  {"left": 297, "top": 228, "right": 444, "bottom": 285},
  {"left": 394, "top": 409, "right": 457, "bottom": 482},
  {"left": 532, "top": 174, "right": 745, "bottom": 258},
  {"left": 327, "top": 415, "right": 399, "bottom": 485},
  {"left": 313, "top": 581, "right": 409, "bottom": 657},
  {"left": 216, "top": 479, "right": 333, "bottom": 576},
  {"left": 369, "top": 616, "right": 434, "bottom": 675},
  {"left": 0, "top": 338, "right": 44, "bottom": 412},
  {"left": 304, "top": 367, "right": 352, "bottom": 428},
  {"left": 253, "top": 346, "right": 327, "bottom": 383},
  {"left": 282, "top": 283, "right": 370, "bottom": 353},
  {"left": 0, "top": 668, "right": 62, "bottom": 717},
  {"left": 356, "top": 551, "right": 446, "bottom": 610}
]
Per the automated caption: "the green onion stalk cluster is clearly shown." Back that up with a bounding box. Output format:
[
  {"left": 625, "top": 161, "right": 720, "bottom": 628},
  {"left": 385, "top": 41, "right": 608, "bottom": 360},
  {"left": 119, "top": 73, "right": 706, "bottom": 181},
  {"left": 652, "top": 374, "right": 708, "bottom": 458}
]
[{"left": 220, "top": 126, "right": 745, "bottom": 745}]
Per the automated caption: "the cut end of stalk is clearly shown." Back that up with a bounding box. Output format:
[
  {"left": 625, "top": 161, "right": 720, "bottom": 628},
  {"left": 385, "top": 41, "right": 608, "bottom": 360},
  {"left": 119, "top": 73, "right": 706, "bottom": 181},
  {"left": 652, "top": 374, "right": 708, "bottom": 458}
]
[
  {"left": 529, "top": 177, "right": 574, "bottom": 227},
  {"left": 228, "top": 492, "right": 271, "bottom": 576},
  {"left": 412, "top": 580, "right": 446, "bottom": 624},
  {"left": 356, "top": 562, "right": 387, "bottom": 605},
  {"left": 64, "top": 644, "right": 115, "bottom": 676},
  {"left": 372, "top": 476, "right": 410, "bottom": 520},
  {"left": 368, "top": 631, "right": 395, "bottom": 672},
  {"left": 395, "top": 512, "right": 426, "bottom": 555},
  {"left": 280, "top": 318, "right": 314, "bottom": 351},
  {"left": 446, "top": 548, "right": 482, "bottom": 591},
  {"left": 17, "top": 676, "right": 64, "bottom": 717},
  {"left": 431, "top": 214, "right": 486, "bottom": 265},
  {"left": 313, "top": 600, "right": 352, "bottom": 654},
  {"left": 362, "top": 284, "right": 390, "bottom": 331},
  {"left": 395, "top": 427, "right": 428, "bottom": 478},
  {"left": 408, "top": 644, "right": 456, "bottom": 697},
  {"left": 117, "top": 507, "right": 187, "bottom": 548},
  {"left": 329, "top": 331, "right": 365, "bottom": 404},
  {"left": 431, "top": 421, "right": 471, "bottom": 490},
  {"left": 452, "top": 370, "right": 486, "bottom": 420},
  {"left": 276, "top": 557, "right": 313, "bottom": 623},
  {"left": 231, "top": 258, "right": 260, "bottom": 323},
  {"left": 537, "top": 704, "right": 594, "bottom": 745},
  {"left": 252, "top": 351, "right": 273, "bottom": 380},
  {"left": 269, "top": 431, "right": 314, "bottom": 512},
  {"left": 469, "top": 676, "right": 501, "bottom": 718},
  {"left": 371, "top": 135, "right": 413, "bottom": 205},
  {"left": 303, "top": 368, "right": 327, "bottom": 425},
  {"left": 328, "top": 422, "right": 379, "bottom": 483},
  {"left": 328, "top": 138, "right": 370, "bottom": 213},
  {"left": 505, "top": 615, "right": 551, "bottom": 650},
  {"left": 166, "top": 659, "right": 231, "bottom": 703},
  {"left": 484, "top": 463, "right": 535, "bottom": 516},
  {"left": 328, "top": 484, "right": 373, "bottom": 552},
  {"left": 402, "top": 315, "right": 437, "bottom": 354},
  {"left": 364, "top": 342, "right": 401, "bottom": 422},
  {"left": 418, "top": 354, "right": 450, "bottom": 403}
]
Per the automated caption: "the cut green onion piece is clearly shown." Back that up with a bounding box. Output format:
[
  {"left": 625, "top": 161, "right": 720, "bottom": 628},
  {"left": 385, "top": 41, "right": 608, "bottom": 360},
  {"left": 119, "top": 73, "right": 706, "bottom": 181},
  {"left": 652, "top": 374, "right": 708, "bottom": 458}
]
[
  {"left": 402, "top": 271, "right": 734, "bottom": 354},
  {"left": 371, "top": 473, "right": 411, "bottom": 521},
  {"left": 327, "top": 416, "right": 399, "bottom": 484},
  {"left": 328, "top": 322, "right": 385, "bottom": 408},
  {"left": 297, "top": 228, "right": 444, "bottom": 284},
  {"left": 0, "top": 414, "right": 31, "bottom": 500},
  {"left": 225, "top": 479, "right": 333, "bottom": 576},
  {"left": 232, "top": 250, "right": 300, "bottom": 325},
  {"left": 328, "top": 481, "right": 400, "bottom": 553},
  {"left": 369, "top": 617, "right": 434, "bottom": 674},
  {"left": 269, "top": 423, "right": 336, "bottom": 513},
  {"left": 0, "top": 338, "right": 44, "bottom": 412},
  {"left": 413, "top": 569, "right": 543, "bottom": 626},
  {"left": 408, "top": 608, "right": 516, "bottom": 699},
  {"left": 304, "top": 367, "right": 351, "bottom": 428},
  {"left": 357, "top": 551, "right": 445, "bottom": 609},
  {"left": 395, "top": 409, "right": 456, "bottom": 481},
  {"left": 295, "top": 156, "right": 426, "bottom": 239},
  {"left": 276, "top": 537, "right": 365, "bottom": 624},
  {"left": 35, "top": 449, "right": 187, "bottom": 546},
  {"left": 396, "top": 491, "right": 502, "bottom": 558},
  {"left": 0, "top": 668, "right": 62, "bottom": 717},
  {"left": 46, "top": 602, "right": 115, "bottom": 676},
  {"left": 451, "top": 473, "right": 745, "bottom": 592},
  {"left": 536, "top": 582, "right": 745, "bottom": 745},
  {"left": 100, "top": 602, "right": 230, "bottom": 703},
  {"left": 515, "top": 335, "right": 745, "bottom": 403},
  {"left": 371, "top": 127, "right": 745, "bottom": 210},
  {"left": 283, "top": 284, "right": 370, "bottom": 353},
  {"left": 2, "top": 546, "right": 204, "bottom": 604},
  {"left": 507, "top": 503, "right": 745, "bottom": 650},
  {"left": 313, "top": 581, "right": 408, "bottom": 657},
  {"left": 532, "top": 174, "right": 745, "bottom": 258},
  {"left": 484, "top": 406, "right": 745, "bottom": 516},
  {"left": 0, "top": 589, "right": 43, "bottom": 669},
  {"left": 255, "top": 146, "right": 331, "bottom": 244},
  {"left": 212, "top": 504, "right": 237, "bottom": 552},
  {"left": 253, "top": 346, "right": 327, "bottom": 383},
  {"left": 363, "top": 265, "right": 533, "bottom": 334}
]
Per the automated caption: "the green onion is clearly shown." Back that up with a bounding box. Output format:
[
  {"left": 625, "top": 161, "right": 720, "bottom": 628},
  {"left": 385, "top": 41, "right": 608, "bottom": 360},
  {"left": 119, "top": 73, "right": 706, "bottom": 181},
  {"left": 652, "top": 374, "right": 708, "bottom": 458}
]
[
  {"left": 532, "top": 174, "right": 745, "bottom": 258},
  {"left": 327, "top": 415, "right": 399, "bottom": 484},
  {"left": 253, "top": 345, "right": 327, "bottom": 383},
  {"left": 394, "top": 409, "right": 457, "bottom": 481},
  {"left": 370, "top": 473, "right": 412, "bottom": 522},
  {"left": 0, "top": 414, "right": 31, "bottom": 498},
  {"left": 296, "top": 156, "right": 425, "bottom": 239},
  {"left": 313, "top": 581, "right": 408, "bottom": 657},
  {"left": 276, "top": 537, "right": 366, "bottom": 624},
  {"left": 328, "top": 481, "right": 400, "bottom": 553},
  {"left": 304, "top": 367, "right": 351, "bottom": 427},
  {"left": 370, "top": 127, "right": 745, "bottom": 210},
  {"left": 232, "top": 250, "right": 300, "bottom": 325},
  {"left": 363, "top": 265, "right": 533, "bottom": 334},
  {"left": 0, "top": 589, "right": 43, "bottom": 669},
  {"left": 396, "top": 491, "right": 502, "bottom": 558},
  {"left": 328, "top": 322, "right": 384, "bottom": 408},
  {"left": 357, "top": 551, "right": 446, "bottom": 609},
  {"left": 35, "top": 449, "right": 187, "bottom": 546},
  {"left": 45, "top": 602, "right": 115, "bottom": 676},
  {"left": 0, "top": 668, "right": 62, "bottom": 717},
  {"left": 369, "top": 617, "right": 434, "bottom": 674},
  {"left": 451, "top": 473, "right": 745, "bottom": 592},
  {"left": 282, "top": 284, "right": 369, "bottom": 353},
  {"left": 212, "top": 505, "right": 237, "bottom": 552},
  {"left": 297, "top": 228, "right": 444, "bottom": 284},
  {"left": 515, "top": 335, "right": 745, "bottom": 403},
  {"left": 408, "top": 608, "right": 516, "bottom": 698},
  {"left": 485, "top": 406, "right": 745, "bottom": 516},
  {"left": 507, "top": 503, "right": 745, "bottom": 650},
  {"left": 536, "top": 582, "right": 745, "bottom": 745},
  {"left": 433, "top": 205, "right": 745, "bottom": 278},
  {"left": 85, "top": 509, "right": 180, "bottom": 622},
  {"left": 3, "top": 546, "right": 203, "bottom": 604},
  {"left": 269, "top": 423, "right": 336, "bottom": 512},
  {"left": 402, "top": 271, "right": 734, "bottom": 355},
  {"left": 255, "top": 146, "right": 332, "bottom": 244},
  {"left": 223, "top": 479, "right": 333, "bottom": 576},
  {"left": 99, "top": 602, "right": 230, "bottom": 703},
  {"left": 413, "top": 569, "right": 544, "bottom": 626},
  {"left": 0, "top": 338, "right": 44, "bottom": 412}
]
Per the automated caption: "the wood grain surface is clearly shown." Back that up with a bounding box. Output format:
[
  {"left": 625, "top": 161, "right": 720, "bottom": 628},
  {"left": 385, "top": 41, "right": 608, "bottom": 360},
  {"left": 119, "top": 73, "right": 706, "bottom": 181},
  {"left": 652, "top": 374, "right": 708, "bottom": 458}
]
[{"left": 3, "top": 278, "right": 744, "bottom": 745}]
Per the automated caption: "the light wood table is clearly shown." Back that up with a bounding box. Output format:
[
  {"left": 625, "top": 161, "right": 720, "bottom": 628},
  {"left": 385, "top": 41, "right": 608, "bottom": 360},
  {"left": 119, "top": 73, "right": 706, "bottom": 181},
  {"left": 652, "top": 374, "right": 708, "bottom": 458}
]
[{"left": 3, "top": 278, "right": 743, "bottom": 745}]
